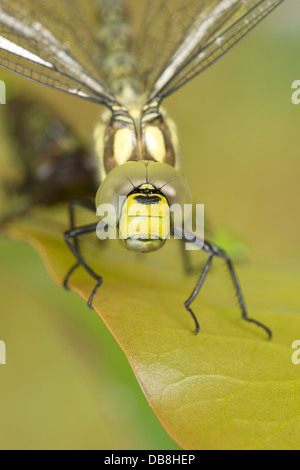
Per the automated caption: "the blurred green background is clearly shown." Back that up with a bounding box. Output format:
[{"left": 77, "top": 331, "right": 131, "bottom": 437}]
[{"left": 0, "top": 0, "right": 299, "bottom": 449}]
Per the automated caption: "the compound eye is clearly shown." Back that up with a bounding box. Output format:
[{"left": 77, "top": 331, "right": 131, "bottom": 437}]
[
  {"left": 95, "top": 161, "right": 149, "bottom": 218},
  {"left": 147, "top": 162, "right": 193, "bottom": 209}
]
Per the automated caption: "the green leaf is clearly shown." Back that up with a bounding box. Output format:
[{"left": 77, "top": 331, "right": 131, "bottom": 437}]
[{"left": 6, "top": 205, "right": 300, "bottom": 450}]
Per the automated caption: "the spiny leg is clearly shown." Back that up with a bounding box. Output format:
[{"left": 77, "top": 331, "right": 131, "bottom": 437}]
[
  {"left": 184, "top": 253, "right": 213, "bottom": 334},
  {"left": 63, "top": 199, "right": 95, "bottom": 290},
  {"left": 182, "top": 237, "right": 272, "bottom": 339},
  {"left": 206, "top": 242, "right": 272, "bottom": 339},
  {"left": 64, "top": 223, "right": 103, "bottom": 309},
  {"left": 63, "top": 261, "right": 80, "bottom": 290}
]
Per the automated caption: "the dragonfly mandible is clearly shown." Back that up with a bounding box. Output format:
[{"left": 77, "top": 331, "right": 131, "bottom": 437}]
[{"left": 0, "top": 0, "right": 285, "bottom": 338}]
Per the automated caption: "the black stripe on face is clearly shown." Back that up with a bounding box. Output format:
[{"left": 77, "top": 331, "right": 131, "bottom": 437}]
[{"left": 134, "top": 195, "right": 161, "bottom": 205}]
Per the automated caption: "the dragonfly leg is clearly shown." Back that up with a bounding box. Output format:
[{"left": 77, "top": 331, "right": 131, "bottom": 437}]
[
  {"left": 63, "top": 261, "right": 80, "bottom": 290},
  {"left": 184, "top": 251, "right": 213, "bottom": 334},
  {"left": 64, "top": 223, "right": 102, "bottom": 309},
  {"left": 63, "top": 199, "right": 102, "bottom": 309},
  {"left": 63, "top": 199, "right": 95, "bottom": 289},
  {"left": 183, "top": 237, "right": 272, "bottom": 339}
]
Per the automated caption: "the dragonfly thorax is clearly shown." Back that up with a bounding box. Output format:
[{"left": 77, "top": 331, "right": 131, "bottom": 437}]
[{"left": 93, "top": 106, "right": 181, "bottom": 182}]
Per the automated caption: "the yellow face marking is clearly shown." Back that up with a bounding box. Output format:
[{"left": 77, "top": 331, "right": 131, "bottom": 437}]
[
  {"left": 113, "top": 127, "right": 135, "bottom": 165},
  {"left": 139, "top": 184, "right": 155, "bottom": 190},
  {"left": 118, "top": 191, "right": 170, "bottom": 252},
  {"left": 144, "top": 126, "right": 166, "bottom": 163}
]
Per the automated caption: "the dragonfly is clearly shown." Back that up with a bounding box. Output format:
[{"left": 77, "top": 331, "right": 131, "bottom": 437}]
[{"left": 0, "top": 0, "right": 285, "bottom": 338}]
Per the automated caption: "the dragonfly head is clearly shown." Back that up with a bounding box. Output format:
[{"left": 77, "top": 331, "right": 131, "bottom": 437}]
[{"left": 95, "top": 161, "right": 192, "bottom": 253}]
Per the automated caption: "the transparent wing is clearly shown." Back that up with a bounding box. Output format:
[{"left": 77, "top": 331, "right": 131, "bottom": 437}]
[
  {"left": 136, "top": 0, "right": 284, "bottom": 102},
  {"left": 0, "top": 0, "right": 119, "bottom": 106}
]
